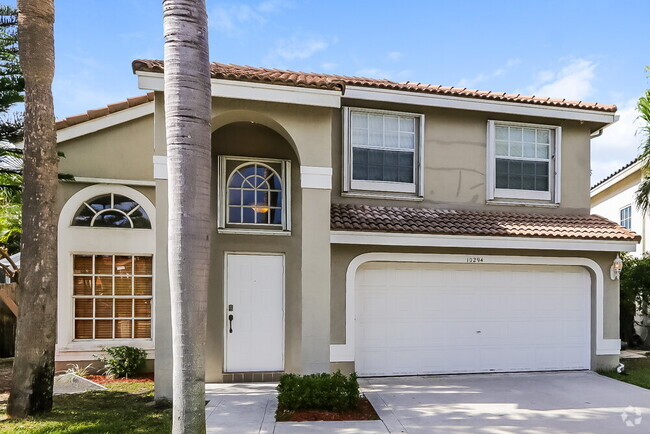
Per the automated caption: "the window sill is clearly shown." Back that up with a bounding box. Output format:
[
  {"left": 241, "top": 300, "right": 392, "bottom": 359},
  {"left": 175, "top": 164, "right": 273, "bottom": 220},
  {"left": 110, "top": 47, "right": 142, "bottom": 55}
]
[
  {"left": 56, "top": 340, "right": 155, "bottom": 359},
  {"left": 217, "top": 228, "right": 291, "bottom": 236},
  {"left": 486, "top": 199, "right": 560, "bottom": 208},
  {"left": 341, "top": 191, "right": 424, "bottom": 201}
]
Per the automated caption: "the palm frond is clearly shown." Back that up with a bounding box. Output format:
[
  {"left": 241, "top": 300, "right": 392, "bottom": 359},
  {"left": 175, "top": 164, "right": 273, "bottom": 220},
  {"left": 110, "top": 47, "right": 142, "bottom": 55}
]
[
  {"left": 634, "top": 73, "right": 650, "bottom": 214},
  {"left": 636, "top": 174, "right": 650, "bottom": 214}
]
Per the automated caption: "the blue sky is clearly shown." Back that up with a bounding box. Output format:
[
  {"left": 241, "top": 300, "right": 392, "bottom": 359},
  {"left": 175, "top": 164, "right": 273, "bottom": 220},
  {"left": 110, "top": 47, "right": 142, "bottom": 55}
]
[{"left": 14, "top": 0, "right": 650, "bottom": 182}]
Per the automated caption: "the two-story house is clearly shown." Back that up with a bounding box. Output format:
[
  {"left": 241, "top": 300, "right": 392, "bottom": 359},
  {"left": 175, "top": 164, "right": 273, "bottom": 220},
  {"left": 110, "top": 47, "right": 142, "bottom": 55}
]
[{"left": 51, "top": 60, "right": 638, "bottom": 399}]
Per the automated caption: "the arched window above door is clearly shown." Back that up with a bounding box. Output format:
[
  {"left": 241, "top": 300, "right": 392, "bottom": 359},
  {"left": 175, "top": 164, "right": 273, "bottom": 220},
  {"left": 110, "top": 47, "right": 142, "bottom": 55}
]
[{"left": 218, "top": 156, "right": 290, "bottom": 232}]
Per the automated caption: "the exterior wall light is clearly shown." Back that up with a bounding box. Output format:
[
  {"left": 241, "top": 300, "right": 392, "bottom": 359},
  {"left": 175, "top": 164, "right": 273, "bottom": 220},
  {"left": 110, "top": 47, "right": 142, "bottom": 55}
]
[{"left": 610, "top": 254, "right": 623, "bottom": 280}]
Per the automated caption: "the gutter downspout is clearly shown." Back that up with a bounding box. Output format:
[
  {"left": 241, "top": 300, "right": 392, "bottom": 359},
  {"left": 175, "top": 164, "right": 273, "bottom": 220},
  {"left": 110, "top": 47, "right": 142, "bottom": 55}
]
[{"left": 590, "top": 128, "right": 604, "bottom": 139}]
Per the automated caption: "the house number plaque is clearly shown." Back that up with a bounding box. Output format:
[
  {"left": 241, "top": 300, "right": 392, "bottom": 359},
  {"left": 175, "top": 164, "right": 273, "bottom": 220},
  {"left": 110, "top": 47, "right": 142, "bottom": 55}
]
[{"left": 466, "top": 257, "right": 484, "bottom": 263}]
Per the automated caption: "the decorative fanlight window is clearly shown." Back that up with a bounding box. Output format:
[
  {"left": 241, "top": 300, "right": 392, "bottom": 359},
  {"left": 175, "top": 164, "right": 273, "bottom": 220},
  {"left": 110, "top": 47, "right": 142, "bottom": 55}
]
[
  {"left": 219, "top": 156, "right": 290, "bottom": 231},
  {"left": 72, "top": 193, "right": 152, "bottom": 229}
]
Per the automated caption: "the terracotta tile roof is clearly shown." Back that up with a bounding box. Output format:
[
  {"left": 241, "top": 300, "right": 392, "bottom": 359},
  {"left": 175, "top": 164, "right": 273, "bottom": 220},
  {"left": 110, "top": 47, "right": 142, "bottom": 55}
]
[
  {"left": 132, "top": 59, "right": 617, "bottom": 113},
  {"left": 330, "top": 203, "right": 640, "bottom": 242},
  {"left": 591, "top": 157, "right": 640, "bottom": 190},
  {"left": 55, "top": 92, "right": 154, "bottom": 130}
]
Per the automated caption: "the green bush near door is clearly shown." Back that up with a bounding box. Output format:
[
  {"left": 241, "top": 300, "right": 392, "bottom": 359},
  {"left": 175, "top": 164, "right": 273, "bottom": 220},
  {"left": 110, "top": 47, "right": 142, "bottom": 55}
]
[{"left": 276, "top": 371, "right": 360, "bottom": 413}]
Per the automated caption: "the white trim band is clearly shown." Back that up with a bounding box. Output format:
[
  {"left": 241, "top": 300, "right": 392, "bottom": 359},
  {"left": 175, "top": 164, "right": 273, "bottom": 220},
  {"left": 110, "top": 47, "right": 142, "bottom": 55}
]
[
  {"left": 301, "top": 166, "right": 332, "bottom": 190},
  {"left": 330, "top": 252, "right": 619, "bottom": 363},
  {"left": 330, "top": 230, "right": 638, "bottom": 252},
  {"left": 344, "top": 86, "right": 618, "bottom": 125},
  {"left": 67, "top": 177, "right": 155, "bottom": 187},
  {"left": 57, "top": 102, "right": 154, "bottom": 143},
  {"left": 153, "top": 155, "right": 167, "bottom": 180},
  {"left": 137, "top": 72, "right": 341, "bottom": 108}
]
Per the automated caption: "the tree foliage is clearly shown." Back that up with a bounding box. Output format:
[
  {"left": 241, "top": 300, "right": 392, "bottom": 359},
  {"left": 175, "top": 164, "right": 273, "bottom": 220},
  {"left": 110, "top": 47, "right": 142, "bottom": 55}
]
[
  {"left": 619, "top": 253, "right": 650, "bottom": 346},
  {"left": 635, "top": 67, "right": 650, "bottom": 213},
  {"left": 0, "top": 4, "right": 22, "bottom": 254}
]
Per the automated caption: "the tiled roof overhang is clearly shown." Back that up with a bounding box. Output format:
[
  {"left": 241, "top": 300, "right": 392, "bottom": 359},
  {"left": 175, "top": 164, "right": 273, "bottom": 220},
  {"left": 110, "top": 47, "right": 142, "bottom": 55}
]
[
  {"left": 331, "top": 203, "right": 640, "bottom": 242},
  {"left": 132, "top": 60, "right": 617, "bottom": 113}
]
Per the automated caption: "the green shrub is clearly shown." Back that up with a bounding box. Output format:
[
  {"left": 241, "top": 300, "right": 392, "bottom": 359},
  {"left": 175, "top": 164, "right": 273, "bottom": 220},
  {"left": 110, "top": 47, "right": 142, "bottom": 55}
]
[
  {"left": 95, "top": 345, "right": 147, "bottom": 378},
  {"left": 276, "top": 371, "right": 360, "bottom": 412}
]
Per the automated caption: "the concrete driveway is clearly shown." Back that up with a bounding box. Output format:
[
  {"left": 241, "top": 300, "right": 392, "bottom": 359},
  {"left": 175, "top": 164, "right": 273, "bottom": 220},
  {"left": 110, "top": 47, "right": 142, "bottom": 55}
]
[{"left": 362, "top": 371, "right": 650, "bottom": 433}]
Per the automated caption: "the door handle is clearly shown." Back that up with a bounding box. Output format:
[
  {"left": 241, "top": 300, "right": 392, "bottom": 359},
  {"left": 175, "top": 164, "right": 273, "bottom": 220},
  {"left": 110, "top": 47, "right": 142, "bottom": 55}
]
[{"left": 228, "top": 314, "right": 234, "bottom": 333}]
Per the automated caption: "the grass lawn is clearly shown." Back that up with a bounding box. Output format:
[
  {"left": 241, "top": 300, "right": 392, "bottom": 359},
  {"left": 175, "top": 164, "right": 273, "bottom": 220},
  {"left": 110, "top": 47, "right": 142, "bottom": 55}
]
[
  {"left": 600, "top": 357, "right": 650, "bottom": 390},
  {"left": 0, "top": 361, "right": 171, "bottom": 433}
]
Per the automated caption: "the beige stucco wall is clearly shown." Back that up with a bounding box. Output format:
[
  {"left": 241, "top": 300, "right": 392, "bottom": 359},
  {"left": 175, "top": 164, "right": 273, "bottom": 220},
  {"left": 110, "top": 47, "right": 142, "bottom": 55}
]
[
  {"left": 332, "top": 100, "right": 593, "bottom": 214},
  {"left": 58, "top": 115, "right": 154, "bottom": 181},
  {"left": 330, "top": 244, "right": 620, "bottom": 372}
]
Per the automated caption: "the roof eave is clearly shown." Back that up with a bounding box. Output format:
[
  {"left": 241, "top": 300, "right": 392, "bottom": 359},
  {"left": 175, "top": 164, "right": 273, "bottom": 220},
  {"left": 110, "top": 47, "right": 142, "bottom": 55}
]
[{"left": 330, "top": 230, "right": 639, "bottom": 252}]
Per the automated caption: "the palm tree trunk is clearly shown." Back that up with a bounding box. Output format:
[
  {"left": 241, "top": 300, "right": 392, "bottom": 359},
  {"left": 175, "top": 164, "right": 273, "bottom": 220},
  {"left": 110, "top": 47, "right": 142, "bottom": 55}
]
[
  {"left": 163, "top": 1, "right": 212, "bottom": 432},
  {"left": 7, "top": 0, "right": 57, "bottom": 418}
]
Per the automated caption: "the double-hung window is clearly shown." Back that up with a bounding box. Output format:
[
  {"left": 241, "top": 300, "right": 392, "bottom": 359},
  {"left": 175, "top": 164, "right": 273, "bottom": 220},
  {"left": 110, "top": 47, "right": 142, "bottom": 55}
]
[
  {"left": 487, "top": 121, "right": 561, "bottom": 203},
  {"left": 620, "top": 205, "right": 632, "bottom": 229},
  {"left": 343, "top": 107, "right": 424, "bottom": 196}
]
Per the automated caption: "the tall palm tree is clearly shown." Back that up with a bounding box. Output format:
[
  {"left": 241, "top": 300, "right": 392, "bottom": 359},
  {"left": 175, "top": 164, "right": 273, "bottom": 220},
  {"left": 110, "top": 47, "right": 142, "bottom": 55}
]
[
  {"left": 634, "top": 67, "right": 650, "bottom": 213},
  {"left": 7, "top": 0, "right": 58, "bottom": 417},
  {"left": 162, "top": 0, "right": 212, "bottom": 431}
]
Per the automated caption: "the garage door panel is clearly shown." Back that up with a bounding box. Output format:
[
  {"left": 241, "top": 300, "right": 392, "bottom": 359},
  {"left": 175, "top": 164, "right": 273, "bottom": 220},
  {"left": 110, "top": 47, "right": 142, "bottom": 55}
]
[{"left": 355, "top": 262, "right": 591, "bottom": 376}]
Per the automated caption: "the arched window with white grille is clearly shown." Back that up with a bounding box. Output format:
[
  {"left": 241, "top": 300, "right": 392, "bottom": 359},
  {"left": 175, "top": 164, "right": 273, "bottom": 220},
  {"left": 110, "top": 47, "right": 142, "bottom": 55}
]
[
  {"left": 72, "top": 193, "right": 152, "bottom": 229},
  {"left": 219, "top": 156, "right": 290, "bottom": 232}
]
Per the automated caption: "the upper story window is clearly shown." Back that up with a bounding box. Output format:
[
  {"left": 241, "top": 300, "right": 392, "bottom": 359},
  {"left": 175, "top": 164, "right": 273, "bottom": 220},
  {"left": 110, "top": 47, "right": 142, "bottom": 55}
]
[
  {"left": 218, "top": 156, "right": 290, "bottom": 232},
  {"left": 343, "top": 107, "right": 424, "bottom": 197},
  {"left": 487, "top": 121, "right": 561, "bottom": 204},
  {"left": 620, "top": 205, "right": 632, "bottom": 229},
  {"left": 72, "top": 193, "right": 152, "bottom": 229}
]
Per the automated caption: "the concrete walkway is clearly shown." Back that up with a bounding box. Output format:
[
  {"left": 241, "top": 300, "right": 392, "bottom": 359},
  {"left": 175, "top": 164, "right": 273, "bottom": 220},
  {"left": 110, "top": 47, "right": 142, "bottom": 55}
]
[
  {"left": 206, "top": 371, "right": 650, "bottom": 433},
  {"left": 204, "top": 382, "right": 388, "bottom": 433}
]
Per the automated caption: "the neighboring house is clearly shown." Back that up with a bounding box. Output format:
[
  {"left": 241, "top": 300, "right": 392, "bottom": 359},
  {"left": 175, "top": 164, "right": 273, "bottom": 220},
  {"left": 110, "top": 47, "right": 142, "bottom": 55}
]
[
  {"left": 591, "top": 159, "right": 650, "bottom": 341},
  {"left": 48, "top": 60, "right": 638, "bottom": 399}
]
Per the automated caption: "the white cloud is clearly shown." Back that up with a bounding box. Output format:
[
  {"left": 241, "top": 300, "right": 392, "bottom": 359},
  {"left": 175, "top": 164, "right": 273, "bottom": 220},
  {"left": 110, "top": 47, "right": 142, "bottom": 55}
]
[
  {"left": 267, "top": 37, "right": 329, "bottom": 61},
  {"left": 210, "top": 1, "right": 292, "bottom": 36},
  {"left": 321, "top": 62, "right": 338, "bottom": 71},
  {"left": 529, "top": 58, "right": 596, "bottom": 101},
  {"left": 591, "top": 98, "right": 645, "bottom": 183},
  {"left": 458, "top": 58, "right": 520, "bottom": 88},
  {"left": 387, "top": 51, "right": 402, "bottom": 62}
]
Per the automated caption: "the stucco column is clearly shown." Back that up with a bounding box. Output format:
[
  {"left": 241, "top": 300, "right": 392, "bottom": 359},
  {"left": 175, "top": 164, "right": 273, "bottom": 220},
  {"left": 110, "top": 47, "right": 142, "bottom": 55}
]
[
  {"left": 152, "top": 93, "right": 173, "bottom": 400},
  {"left": 300, "top": 167, "right": 332, "bottom": 374}
]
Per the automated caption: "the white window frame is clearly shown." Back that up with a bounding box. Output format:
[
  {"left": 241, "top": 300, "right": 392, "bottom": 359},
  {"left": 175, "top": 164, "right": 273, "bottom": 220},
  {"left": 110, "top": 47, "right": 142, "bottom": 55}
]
[
  {"left": 620, "top": 205, "right": 632, "bottom": 230},
  {"left": 217, "top": 155, "right": 291, "bottom": 233},
  {"left": 343, "top": 107, "right": 424, "bottom": 197},
  {"left": 72, "top": 253, "right": 153, "bottom": 341},
  {"left": 486, "top": 120, "right": 561, "bottom": 204},
  {"left": 57, "top": 184, "right": 156, "bottom": 359}
]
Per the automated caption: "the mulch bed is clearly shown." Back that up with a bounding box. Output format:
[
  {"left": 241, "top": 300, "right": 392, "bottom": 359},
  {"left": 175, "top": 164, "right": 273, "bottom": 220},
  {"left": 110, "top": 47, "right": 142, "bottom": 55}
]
[
  {"left": 276, "top": 396, "right": 379, "bottom": 422},
  {"left": 86, "top": 373, "right": 154, "bottom": 384}
]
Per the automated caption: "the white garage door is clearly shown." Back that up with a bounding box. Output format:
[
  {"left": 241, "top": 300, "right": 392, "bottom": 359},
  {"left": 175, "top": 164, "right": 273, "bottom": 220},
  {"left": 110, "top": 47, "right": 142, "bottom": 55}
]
[{"left": 355, "top": 262, "right": 591, "bottom": 376}]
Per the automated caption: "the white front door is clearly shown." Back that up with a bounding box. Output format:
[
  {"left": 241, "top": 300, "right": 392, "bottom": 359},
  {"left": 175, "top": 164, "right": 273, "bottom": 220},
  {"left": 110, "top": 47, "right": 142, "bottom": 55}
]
[
  {"left": 355, "top": 262, "right": 591, "bottom": 376},
  {"left": 225, "top": 253, "right": 284, "bottom": 372}
]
